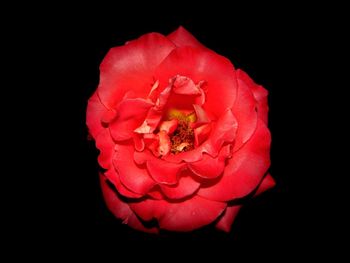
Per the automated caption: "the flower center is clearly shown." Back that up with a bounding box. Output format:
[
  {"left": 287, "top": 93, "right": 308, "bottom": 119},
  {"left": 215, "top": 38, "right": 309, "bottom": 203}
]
[{"left": 166, "top": 109, "right": 196, "bottom": 154}]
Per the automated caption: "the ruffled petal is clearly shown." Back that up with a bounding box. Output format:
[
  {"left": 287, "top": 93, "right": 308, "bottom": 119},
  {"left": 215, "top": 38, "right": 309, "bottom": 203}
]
[
  {"left": 129, "top": 195, "right": 226, "bottom": 231},
  {"left": 215, "top": 205, "right": 242, "bottom": 232},
  {"left": 113, "top": 144, "right": 156, "bottom": 195},
  {"left": 188, "top": 144, "right": 232, "bottom": 179},
  {"left": 104, "top": 169, "right": 142, "bottom": 199},
  {"left": 109, "top": 98, "right": 153, "bottom": 141},
  {"left": 86, "top": 92, "right": 108, "bottom": 138},
  {"left": 167, "top": 26, "right": 207, "bottom": 50},
  {"left": 95, "top": 129, "right": 115, "bottom": 169},
  {"left": 232, "top": 73, "right": 258, "bottom": 152},
  {"left": 237, "top": 69, "right": 269, "bottom": 124},
  {"left": 198, "top": 119, "right": 271, "bottom": 201},
  {"left": 98, "top": 33, "right": 176, "bottom": 109},
  {"left": 160, "top": 170, "right": 200, "bottom": 199},
  {"left": 99, "top": 174, "right": 158, "bottom": 233},
  {"left": 154, "top": 46, "right": 237, "bottom": 118},
  {"left": 146, "top": 157, "right": 186, "bottom": 185}
]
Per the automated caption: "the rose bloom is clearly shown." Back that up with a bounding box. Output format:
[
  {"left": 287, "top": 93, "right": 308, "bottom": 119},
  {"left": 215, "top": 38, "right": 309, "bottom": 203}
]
[{"left": 87, "top": 27, "right": 275, "bottom": 233}]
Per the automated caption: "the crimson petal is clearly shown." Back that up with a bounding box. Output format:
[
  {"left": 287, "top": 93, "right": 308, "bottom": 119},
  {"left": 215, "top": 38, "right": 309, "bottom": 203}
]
[
  {"left": 198, "top": 119, "right": 271, "bottom": 201},
  {"left": 113, "top": 144, "right": 156, "bottom": 195},
  {"left": 129, "top": 196, "right": 226, "bottom": 231},
  {"left": 146, "top": 157, "right": 185, "bottom": 185},
  {"left": 254, "top": 173, "right": 275, "bottom": 196},
  {"left": 167, "top": 26, "right": 207, "bottom": 50},
  {"left": 98, "top": 33, "right": 176, "bottom": 109},
  {"left": 160, "top": 170, "right": 200, "bottom": 199},
  {"left": 154, "top": 46, "right": 237, "bottom": 118},
  {"left": 109, "top": 98, "right": 153, "bottom": 141},
  {"left": 215, "top": 205, "right": 242, "bottom": 232},
  {"left": 86, "top": 92, "right": 108, "bottom": 138},
  {"left": 95, "top": 129, "right": 114, "bottom": 169},
  {"left": 104, "top": 169, "right": 142, "bottom": 199},
  {"left": 237, "top": 69, "right": 269, "bottom": 124},
  {"left": 99, "top": 174, "right": 158, "bottom": 233}
]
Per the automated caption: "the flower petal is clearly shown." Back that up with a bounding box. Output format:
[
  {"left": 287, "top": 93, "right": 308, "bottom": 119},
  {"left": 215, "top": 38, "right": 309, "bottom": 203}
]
[
  {"left": 129, "top": 195, "right": 226, "bottom": 231},
  {"left": 109, "top": 99, "right": 153, "bottom": 141},
  {"left": 167, "top": 26, "right": 207, "bottom": 50},
  {"left": 146, "top": 157, "right": 186, "bottom": 185},
  {"left": 99, "top": 174, "right": 158, "bottom": 233},
  {"left": 237, "top": 69, "right": 269, "bottom": 124},
  {"left": 198, "top": 119, "right": 271, "bottom": 201},
  {"left": 160, "top": 170, "right": 200, "bottom": 199},
  {"left": 104, "top": 169, "right": 142, "bottom": 199},
  {"left": 188, "top": 144, "right": 232, "bottom": 179},
  {"left": 95, "top": 129, "right": 115, "bottom": 169},
  {"left": 155, "top": 46, "right": 237, "bottom": 118},
  {"left": 232, "top": 72, "right": 258, "bottom": 152},
  {"left": 113, "top": 144, "right": 156, "bottom": 195},
  {"left": 98, "top": 33, "right": 176, "bottom": 109},
  {"left": 215, "top": 205, "right": 242, "bottom": 232},
  {"left": 86, "top": 92, "right": 108, "bottom": 138},
  {"left": 254, "top": 173, "right": 275, "bottom": 196}
]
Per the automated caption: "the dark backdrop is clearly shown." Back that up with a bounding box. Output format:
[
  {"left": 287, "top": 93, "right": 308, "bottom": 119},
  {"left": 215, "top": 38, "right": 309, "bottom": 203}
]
[{"left": 27, "top": 2, "right": 333, "bottom": 258}]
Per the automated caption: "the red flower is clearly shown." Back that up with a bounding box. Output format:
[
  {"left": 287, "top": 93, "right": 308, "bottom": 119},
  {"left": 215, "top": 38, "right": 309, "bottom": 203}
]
[{"left": 87, "top": 27, "right": 275, "bottom": 233}]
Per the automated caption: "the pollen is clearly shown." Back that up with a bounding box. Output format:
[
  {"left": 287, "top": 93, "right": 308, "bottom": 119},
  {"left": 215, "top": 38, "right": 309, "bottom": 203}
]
[{"left": 170, "top": 121, "right": 194, "bottom": 154}]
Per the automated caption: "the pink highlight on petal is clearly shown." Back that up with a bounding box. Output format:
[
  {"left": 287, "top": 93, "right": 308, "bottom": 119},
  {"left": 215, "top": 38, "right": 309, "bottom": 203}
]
[{"left": 157, "top": 130, "right": 171, "bottom": 156}]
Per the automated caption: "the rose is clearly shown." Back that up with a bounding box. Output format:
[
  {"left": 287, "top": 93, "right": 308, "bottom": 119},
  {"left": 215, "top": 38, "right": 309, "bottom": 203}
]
[{"left": 87, "top": 27, "right": 275, "bottom": 233}]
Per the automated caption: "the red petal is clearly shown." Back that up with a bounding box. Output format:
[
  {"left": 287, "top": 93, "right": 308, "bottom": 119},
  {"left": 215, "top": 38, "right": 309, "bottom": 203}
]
[
  {"left": 172, "top": 75, "right": 201, "bottom": 95},
  {"left": 193, "top": 104, "right": 210, "bottom": 125},
  {"left": 237, "top": 69, "right": 269, "bottom": 124},
  {"left": 160, "top": 170, "right": 200, "bottom": 199},
  {"left": 167, "top": 26, "right": 207, "bottom": 50},
  {"left": 104, "top": 169, "right": 142, "bottom": 199},
  {"left": 146, "top": 156, "right": 186, "bottom": 185},
  {"left": 86, "top": 92, "right": 108, "bottom": 138},
  {"left": 109, "top": 98, "right": 153, "bottom": 141},
  {"left": 154, "top": 46, "right": 237, "bottom": 118},
  {"left": 99, "top": 173, "right": 132, "bottom": 220},
  {"left": 130, "top": 195, "right": 226, "bottom": 231},
  {"left": 232, "top": 73, "right": 258, "bottom": 152},
  {"left": 95, "top": 129, "right": 115, "bottom": 169},
  {"left": 198, "top": 119, "right": 271, "bottom": 201},
  {"left": 254, "top": 173, "right": 275, "bottom": 196},
  {"left": 98, "top": 33, "right": 176, "bottom": 109},
  {"left": 194, "top": 123, "right": 211, "bottom": 147},
  {"left": 188, "top": 144, "right": 232, "bottom": 179},
  {"left": 99, "top": 174, "right": 158, "bottom": 233},
  {"left": 215, "top": 205, "right": 242, "bottom": 232},
  {"left": 159, "top": 119, "right": 178, "bottom": 134},
  {"left": 113, "top": 143, "right": 156, "bottom": 195}
]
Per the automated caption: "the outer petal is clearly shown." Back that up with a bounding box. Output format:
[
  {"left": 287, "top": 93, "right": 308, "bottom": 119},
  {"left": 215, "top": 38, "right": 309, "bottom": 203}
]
[
  {"left": 167, "top": 26, "right": 207, "bottom": 50},
  {"left": 215, "top": 205, "right": 242, "bottom": 232},
  {"left": 254, "top": 173, "right": 275, "bottom": 196},
  {"left": 129, "top": 196, "right": 226, "bottom": 231},
  {"left": 104, "top": 169, "right": 142, "bottom": 199},
  {"left": 98, "top": 33, "right": 176, "bottom": 109},
  {"left": 154, "top": 46, "right": 238, "bottom": 118},
  {"left": 113, "top": 144, "right": 156, "bottom": 195},
  {"left": 198, "top": 119, "right": 271, "bottom": 201},
  {"left": 160, "top": 170, "right": 200, "bottom": 199},
  {"left": 232, "top": 73, "right": 258, "bottom": 152},
  {"left": 95, "top": 129, "right": 115, "bottom": 169},
  {"left": 237, "top": 69, "right": 269, "bottom": 124},
  {"left": 215, "top": 174, "right": 275, "bottom": 232},
  {"left": 86, "top": 92, "right": 108, "bottom": 138},
  {"left": 99, "top": 174, "right": 158, "bottom": 233},
  {"left": 109, "top": 98, "right": 153, "bottom": 141}
]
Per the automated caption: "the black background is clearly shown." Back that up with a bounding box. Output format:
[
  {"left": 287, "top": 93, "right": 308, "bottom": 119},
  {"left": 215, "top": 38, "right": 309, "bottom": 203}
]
[{"left": 17, "top": 2, "right": 339, "bottom": 258}]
